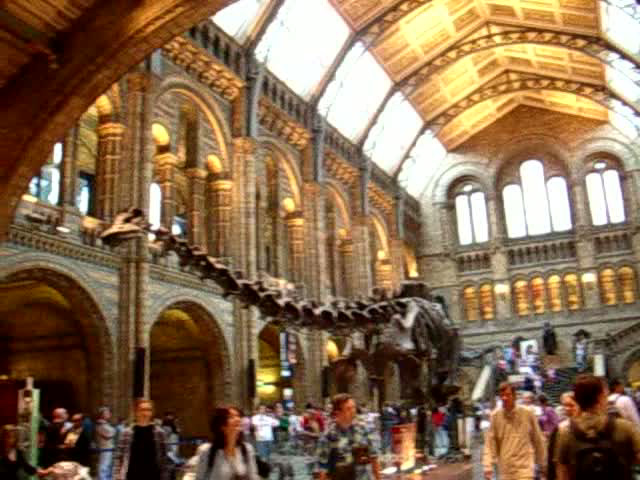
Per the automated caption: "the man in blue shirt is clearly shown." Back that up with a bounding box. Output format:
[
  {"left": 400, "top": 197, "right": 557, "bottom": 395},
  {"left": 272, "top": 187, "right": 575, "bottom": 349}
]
[{"left": 315, "top": 394, "right": 381, "bottom": 480}]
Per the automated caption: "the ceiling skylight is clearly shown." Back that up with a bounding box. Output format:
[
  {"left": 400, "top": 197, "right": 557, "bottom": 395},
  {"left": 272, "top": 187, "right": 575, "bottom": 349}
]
[
  {"left": 601, "top": 1, "right": 640, "bottom": 56},
  {"left": 255, "top": 0, "right": 350, "bottom": 98},
  {"left": 398, "top": 130, "right": 448, "bottom": 199},
  {"left": 212, "top": 0, "right": 268, "bottom": 43},
  {"left": 362, "top": 92, "right": 423, "bottom": 174},
  {"left": 318, "top": 41, "right": 393, "bottom": 141}
]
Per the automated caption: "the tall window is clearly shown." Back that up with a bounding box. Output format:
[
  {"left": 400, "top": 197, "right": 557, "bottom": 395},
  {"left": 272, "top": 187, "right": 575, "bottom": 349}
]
[
  {"left": 531, "top": 276, "right": 546, "bottom": 314},
  {"left": 513, "top": 280, "right": 530, "bottom": 316},
  {"left": 585, "top": 161, "right": 625, "bottom": 226},
  {"left": 618, "top": 267, "right": 636, "bottom": 304},
  {"left": 564, "top": 274, "right": 581, "bottom": 310},
  {"left": 600, "top": 268, "right": 617, "bottom": 305},
  {"left": 503, "top": 160, "right": 572, "bottom": 238},
  {"left": 463, "top": 286, "right": 479, "bottom": 322},
  {"left": 455, "top": 184, "right": 489, "bottom": 245},
  {"left": 149, "top": 183, "right": 162, "bottom": 230},
  {"left": 547, "top": 275, "right": 563, "bottom": 312},
  {"left": 29, "top": 142, "right": 63, "bottom": 205},
  {"left": 479, "top": 283, "right": 494, "bottom": 321}
]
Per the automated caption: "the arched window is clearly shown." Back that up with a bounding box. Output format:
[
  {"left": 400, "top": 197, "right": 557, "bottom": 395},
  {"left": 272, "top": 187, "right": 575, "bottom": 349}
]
[
  {"left": 479, "top": 283, "right": 494, "bottom": 321},
  {"left": 513, "top": 280, "right": 530, "bottom": 316},
  {"left": 599, "top": 268, "right": 617, "bottom": 305},
  {"left": 454, "top": 183, "right": 489, "bottom": 245},
  {"left": 547, "top": 275, "right": 563, "bottom": 312},
  {"left": 149, "top": 182, "right": 162, "bottom": 230},
  {"left": 585, "top": 161, "right": 625, "bottom": 226},
  {"left": 502, "top": 160, "right": 572, "bottom": 238},
  {"left": 463, "top": 286, "right": 479, "bottom": 322},
  {"left": 564, "top": 274, "right": 581, "bottom": 310},
  {"left": 531, "top": 276, "right": 546, "bottom": 314},
  {"left": 29, "top": 141, "right": 63, "bottom": 206},
  {"left": 618, "top": 267, "right": 636, "bottom": 304}
]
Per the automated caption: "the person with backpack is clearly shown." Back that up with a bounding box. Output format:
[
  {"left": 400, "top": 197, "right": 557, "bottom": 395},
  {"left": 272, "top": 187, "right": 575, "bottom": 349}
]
[
  {"left": 608, "top": 379, "right": 640, "bottom": 426},
  {"left": 195, "top": 406, "right": 260, "bottom": 480},
  {"left": 554, "top": 374, "right": 640, "bottom": 480},
  {"left": 482, "top": 382, "right": 546, "bottom": 480}
]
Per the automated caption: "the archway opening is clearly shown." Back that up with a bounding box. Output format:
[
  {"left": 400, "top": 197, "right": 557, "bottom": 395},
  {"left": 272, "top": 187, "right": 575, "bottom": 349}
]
[
  {"left": 150, "top": 305, "right": 225, "bottom": 440},
  {"left": 0, "top": 277, "right": 104, "bottom": 421}
]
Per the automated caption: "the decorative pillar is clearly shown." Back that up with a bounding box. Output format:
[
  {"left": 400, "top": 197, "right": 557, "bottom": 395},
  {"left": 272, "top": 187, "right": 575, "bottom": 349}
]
[
  {"left": 60, "top": 126, "right": 78, "bottom": 208},
  {"left": 96, "top": 122, "right": 125, "bottom": 220},
  {"left": 185, "top": 167, "right": 207, "bottom": 247},
  {"left": 351, "top": 216, "right": 373, "bottom": 297},
  {"left": 231, "top": 137, "right": 259, "bottom": 409},
  {"left": 286, "top": 211, "right": 305, "bottom": 284},
  {"left": 339, "top": 238, "right": 354, "bottom": 299},
  {"left": 208, "top": 177, "right": 233, "bottom": 259},
  {"left": 154, "top": 152, "right": 178, "bottom": 229},
  {"left": 116, "top": 70, "right": 154, "bottom": 418}
]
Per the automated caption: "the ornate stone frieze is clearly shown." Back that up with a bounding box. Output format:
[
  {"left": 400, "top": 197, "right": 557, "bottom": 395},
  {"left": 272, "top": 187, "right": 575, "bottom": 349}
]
[
  {"left": 325, "top": 151, "right": 358, "bottom": 186},
  {"left": 8, "top": 225, "right": 119, "bottom": 268},
  {"left": 149, "top": 263, "right": 224, "bottom": 294},
  {"left": 257, "top": 98, "right": 311, "bottom": 150},
  {"left": 162, "top": 36, "right": 244, "bottom": 101}
]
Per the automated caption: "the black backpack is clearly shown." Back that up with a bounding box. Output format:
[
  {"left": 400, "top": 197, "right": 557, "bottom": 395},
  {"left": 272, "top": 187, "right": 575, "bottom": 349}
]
[{"left": 569, "top": 417, "right": 626, "bottom": 480}]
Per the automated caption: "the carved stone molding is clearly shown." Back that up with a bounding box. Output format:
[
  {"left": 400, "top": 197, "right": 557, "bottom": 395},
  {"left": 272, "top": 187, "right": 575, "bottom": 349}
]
[
  {"left": 325, "top": 151, "right": 359, "bottom": 187},
  {"left": 162, "top": 36, "right": 244, "bottom": 101},
  {"left": 257, "top": 97, "right": 311, "bottom": 150}
]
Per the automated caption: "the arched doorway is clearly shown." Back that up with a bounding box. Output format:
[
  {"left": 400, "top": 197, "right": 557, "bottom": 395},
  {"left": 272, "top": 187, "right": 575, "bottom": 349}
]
[
  {"left": 256, "top": 324, "right": 306, "bottom": 409},
  {"left": 149, "top": 302, "right": 228, "bottom": 439},
  {"left": 0, "top": 269, "right": 111, "bottom": 420}
]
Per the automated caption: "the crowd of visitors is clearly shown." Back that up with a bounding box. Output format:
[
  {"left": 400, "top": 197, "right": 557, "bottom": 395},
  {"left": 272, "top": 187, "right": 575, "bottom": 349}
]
[{"left": 482, "top": 376, "right": 640, "bottom": 480}]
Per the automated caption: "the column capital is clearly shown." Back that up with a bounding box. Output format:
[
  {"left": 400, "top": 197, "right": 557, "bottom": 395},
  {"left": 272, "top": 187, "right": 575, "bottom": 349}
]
[
  {"left": 233, "top": 137, "right": 257, "bottom": 155},
  {"left": 126, "top": 71, "right": 151, "bottom": 93},
  {"left": 185, "top": 167, "right": 208, "bottom": 180},
  {"left": 97, "top": 122, "right": 125, "bottom": 136},
  {"left": 210, "top": 178, "right": 234, "bottom": 190},
  {"left": 154, "top": 152, "right": 179, "bottom": 168},
  {"left": 285, "top": 210, "right": 305, "bottom": 226}
]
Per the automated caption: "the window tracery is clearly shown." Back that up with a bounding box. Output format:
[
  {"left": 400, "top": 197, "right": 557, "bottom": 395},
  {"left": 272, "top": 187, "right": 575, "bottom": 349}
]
[
  {"left": 585, "top": 159, "right": 625, "bottom": 226},
  {"left": 454, "top": 182, "right": 489, "bottom": 246},
  {"left": 502, "top": 159, "right": 572, "bottom": 238}
]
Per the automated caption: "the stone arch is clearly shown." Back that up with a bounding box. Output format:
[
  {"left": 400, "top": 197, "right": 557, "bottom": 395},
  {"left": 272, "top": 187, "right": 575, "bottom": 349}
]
[
  {"left": 259, "top": 137, "right": 303, "bottom": 208},
  {"left": 495, "top": 134, "right": 573, "bottom": 188},
  {"left": 147, "top": 295, "right": 232, "bottom": 403},
  {"left": 575, "top": 137, "right": 640, "bottom": 173},
  {"left": 325, "top": 180, "right": 352, "bottom": 231},
  {"left": 154, "top": 75, "right": 233, "bottom": 172},
  {"left": 0, "top": 0, "right": 238, "bottom": 239},
  {"left": 0, "top": 261, "right": 114, "bottom": 413},
  {"left": 620, "top": 348, "right": 640, "bottom": 383},
  {"left": 430, "top": 161, "right": 494, "bottom": 205}
]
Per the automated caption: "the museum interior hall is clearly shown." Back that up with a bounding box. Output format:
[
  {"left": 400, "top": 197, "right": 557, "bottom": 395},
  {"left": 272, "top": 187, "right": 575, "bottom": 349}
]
[{"left": 0, "top": 0, "right": 639, "bottom": 478}]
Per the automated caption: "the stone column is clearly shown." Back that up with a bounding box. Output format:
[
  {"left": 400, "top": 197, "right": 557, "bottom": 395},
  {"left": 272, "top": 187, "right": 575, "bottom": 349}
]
[
  {"left": 96, "top": 122, "right": 125, "bottom": 221},
  {"left": 231, "top": 137, "right": 259, "bottom": 409},
  {"left": 154, "top": 152, "right": 178, "bottom": 230},
  {"left": 570, "top": 181, "right": 598, "bottom": 309},
  {"left": 116, "top": 70, "right": 154, "bottom": 418},
  {"left": 351, "top": 216, "right": 373, "bottom": 297},
  {"left": 339, "top": 238, "right": 354, "bottom": 299},
  {"left": 185, "top": 167, "right": 207, "bottom": 247},
  {"left": 285, "top": 211, "right": 305, "bottom": 284},
  {"left": 208, "top": 177, "right": 233, "bottom": 259},
  {"left": 60, "top": 126, "right": 78, "bottom": 208},
  {"left": 389, "top": 237, "right": 405, "bottom": 291}
]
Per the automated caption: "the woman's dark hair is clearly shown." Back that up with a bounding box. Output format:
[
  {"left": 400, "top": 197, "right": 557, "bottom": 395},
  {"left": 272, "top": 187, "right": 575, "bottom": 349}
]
[{"left": 207, "top": 406, "right": 247, "bottom": 472}]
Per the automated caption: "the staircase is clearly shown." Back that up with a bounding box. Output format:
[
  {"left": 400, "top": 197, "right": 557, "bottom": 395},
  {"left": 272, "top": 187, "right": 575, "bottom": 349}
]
[{"left": 542, "top": 366, "right": 581, "bottom": 404}]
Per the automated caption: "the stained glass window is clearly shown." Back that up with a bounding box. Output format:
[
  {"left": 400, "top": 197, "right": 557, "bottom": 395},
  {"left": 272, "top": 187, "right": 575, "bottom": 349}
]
[
  {"left": 618, "top": 266, "right": 636, "bottom": 304},
  {"left": 513, "top": 280, "right": 530, "bottom": 316},
  {"left": 531, "top": 276, "right": 546, "bottom": 314},
  {"left": 599, "top": 268, "right": 617, "bottom": 305},
  {"left": 548, "top": 275, "right": 563, "bottom": 312},
  {"left": 565, "top": 274, "right": 581, "bottom": 310},
  {"left": 479, "top": 283, "right": 494, "bottom": 321},
  {"left": 464, "top": 286, "right": 479, "bottom": 322}
]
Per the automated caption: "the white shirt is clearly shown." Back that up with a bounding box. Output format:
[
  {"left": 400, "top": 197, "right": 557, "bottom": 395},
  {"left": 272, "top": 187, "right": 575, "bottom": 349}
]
[
  {"left": 251, "top": 414, "right": 279, "bottom": 442},
  {"left": 194, "top": 443, "right": 259, "bottom": 480},
  {"left": 609, "top": 392, "right": 640, "bottom": 425}
]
